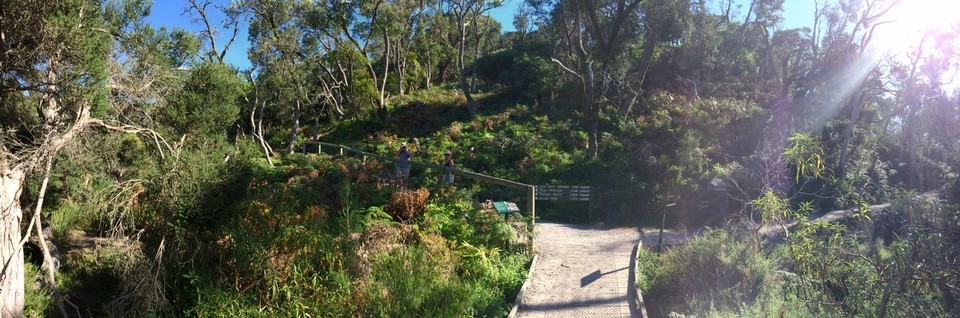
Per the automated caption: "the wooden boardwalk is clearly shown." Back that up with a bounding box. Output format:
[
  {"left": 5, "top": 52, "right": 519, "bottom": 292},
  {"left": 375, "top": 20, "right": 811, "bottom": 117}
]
[{"left": 515, "top": 222, "right": 641, "bottom": 318}]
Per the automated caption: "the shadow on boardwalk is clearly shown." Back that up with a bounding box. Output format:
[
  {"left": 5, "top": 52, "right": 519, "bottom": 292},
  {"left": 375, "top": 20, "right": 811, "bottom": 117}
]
[{"left": 516, "top": 222, "right": 641, "bottom": 318}]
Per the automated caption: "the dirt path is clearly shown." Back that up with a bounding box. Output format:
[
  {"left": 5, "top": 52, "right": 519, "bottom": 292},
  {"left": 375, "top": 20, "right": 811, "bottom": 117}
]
[{"left": 515, "top": 222, "right": 641, "bottom": 318}]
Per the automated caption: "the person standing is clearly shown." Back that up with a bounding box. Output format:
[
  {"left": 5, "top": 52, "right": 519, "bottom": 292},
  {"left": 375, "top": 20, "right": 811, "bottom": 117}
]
[
  {"left": 442, "top": 149, "right": 455, "bottom": 184},
  {"left": 397, "top": 143, "right": 412, "bottom": 187}
]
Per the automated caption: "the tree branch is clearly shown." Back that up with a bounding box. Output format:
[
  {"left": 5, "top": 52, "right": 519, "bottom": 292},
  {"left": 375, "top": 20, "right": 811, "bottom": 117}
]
[
  {"left": 187, "top": 0, "right": 221, "bottom": 62},
  {"left": 31, "top": 157, "right": 68, "bottom": 318},
  {"left": 89, "top": 119, "right": 174, "bottom": 161},
  {"left": 551, "top": 58, "right": 583, "bottom": 80}
]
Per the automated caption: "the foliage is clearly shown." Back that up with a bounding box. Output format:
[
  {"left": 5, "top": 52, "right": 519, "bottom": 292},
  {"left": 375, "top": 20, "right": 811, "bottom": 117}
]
[
  {"left": 9, "top": 0, "right": 960, "bottom": 316},
  {"left": 162, "top": 61, "right": 245, "bottom": 135},
  {"left": 23, "top": 263, "right": 52, "bottom": 318},
  {"left": 638, "top": 229, "right": 787, "bottom": 317},
  {"left": 385, "top": 188, "right": 431, "bottom": 221},
  {"left": 785, "top": 133, "right": 827, "bottom": 181}
]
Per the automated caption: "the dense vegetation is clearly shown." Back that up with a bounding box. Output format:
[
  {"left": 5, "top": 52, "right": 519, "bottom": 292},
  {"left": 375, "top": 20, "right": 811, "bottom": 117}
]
[{"left": 1, "top": 0, "right": 959, "bottom": 317}]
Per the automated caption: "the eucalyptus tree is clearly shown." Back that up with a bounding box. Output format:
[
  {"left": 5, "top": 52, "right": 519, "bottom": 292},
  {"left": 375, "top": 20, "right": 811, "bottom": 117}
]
[
  {"left": 412, "top": 8, "right": 457, "bottom": 88},
  {"left": 320, "top": 0, "right": 397, "bottom": 118},
  {"left": 378, "top": 0, "right": 430, "bottom": 96},
  {"left": 444, "top": 0, "right": 502, "bottom": 116},
  {"left": 783, "top": 0, "right": 896, "bottom": 188},
  {"left": 468, "top": 14, "right": 502, "bottom": 92},
  {"left": 246, "top": 0, "right": 316, "bottom": 153},
  {"left": 887, "top": 26, "right": 960, "bottom": 191},
  {"left": 530, "top": 0, "right": 687, "bottom": 158}
]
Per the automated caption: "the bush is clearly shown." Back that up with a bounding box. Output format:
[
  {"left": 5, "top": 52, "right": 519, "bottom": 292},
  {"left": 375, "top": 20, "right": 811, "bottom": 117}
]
[
  {"left": 386, "top": 188, "right": 430, "bottom": 221},
  {"left": 23, "top": 263, "right": 52, "bottom": 318},
  {"left": 640, "top": 229, "right": 781, "bottom": 317}
]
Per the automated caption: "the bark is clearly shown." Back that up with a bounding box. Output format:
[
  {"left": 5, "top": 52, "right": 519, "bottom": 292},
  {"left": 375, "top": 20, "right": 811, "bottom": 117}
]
[
  {"left": 1, "top": 167, "right": 25, "bottom": 318},
  {"left": 245, "top": 73, "right": 274, "bottom": 167},
  {"left": 287, "top": 100, "right": 301, "bottom": 154},
  {"left": 424, "top": 53, "right": 433, "bottom": 88},
  {"left": 456, "top": 15, "right": 477, "bottom": 116},
  {"left": 257, "top": 101, "right": 274, "bottom": 156},
  {"left": 469, "top": 14, "right": 484, "bottom": 93},
  {"left": 378, "top": 29, "right": 391, "bottom": 117},
  {"left": 250, "top": 100, "right": 273, "bottom": 167},
  {"left": 438, "top": 60, "right": 450, "bottom": 83},
  {"left": 396, "top": 39, "right": 406, "bottom": 96}
]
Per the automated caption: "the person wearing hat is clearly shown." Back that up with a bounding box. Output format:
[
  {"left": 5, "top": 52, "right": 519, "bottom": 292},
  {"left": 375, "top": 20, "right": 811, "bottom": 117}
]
[
  {"left": 442, "top": 149, "right": 455, "bottom": 184},
  {"left": 396, "top": 143, "right": 412, "bottom": 187}
]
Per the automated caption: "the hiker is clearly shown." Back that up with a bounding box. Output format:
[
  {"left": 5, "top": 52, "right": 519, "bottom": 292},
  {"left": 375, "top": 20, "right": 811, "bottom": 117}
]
[
  {"left": 397, "top": 143, "right": 412, "bottom": 187},
  {"left": 442, "top": 149, "right": 455, "bottom": 184}
]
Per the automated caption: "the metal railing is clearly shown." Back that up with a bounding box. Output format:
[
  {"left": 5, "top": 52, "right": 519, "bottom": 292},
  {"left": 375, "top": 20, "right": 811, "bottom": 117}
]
[{"left": 304, "top": 142, "right": 537, "bottom": 222}]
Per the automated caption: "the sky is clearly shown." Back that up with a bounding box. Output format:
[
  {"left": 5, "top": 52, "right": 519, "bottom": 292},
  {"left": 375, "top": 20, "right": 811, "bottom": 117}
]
[{"left": 143, "top": 0, "right": 828, "bottom": 70}]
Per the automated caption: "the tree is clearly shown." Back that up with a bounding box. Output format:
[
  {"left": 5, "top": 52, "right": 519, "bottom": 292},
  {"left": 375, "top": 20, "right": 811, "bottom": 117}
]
[
  {"left": 162, "top": 61, "right": 244, "bottom": 136},
  {"left": 445, "top": 0, "right": 502, "bottom": 116},
  {"left": 532, "top": 0, "right": 686, "bottom": 158},
  {"left": 0, "top": 1, "right": 174, "bottom": 315},
  {"left": 245, "top": 0, "right": 315, "bottom": 153}
]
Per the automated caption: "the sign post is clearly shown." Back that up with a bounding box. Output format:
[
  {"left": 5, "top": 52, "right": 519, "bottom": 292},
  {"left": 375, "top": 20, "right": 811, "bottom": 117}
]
[{"left": 658, "top": 203, "right": 676, "bottom": 253}]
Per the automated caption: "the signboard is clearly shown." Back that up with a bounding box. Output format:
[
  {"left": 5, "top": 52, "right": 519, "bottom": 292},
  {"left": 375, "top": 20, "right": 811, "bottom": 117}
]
[
  {"left": 536, "top": 185, "right": 592, "bottom": 201},
  {"left": 493, "top": 201, "right": 521, "bottom": 214}
]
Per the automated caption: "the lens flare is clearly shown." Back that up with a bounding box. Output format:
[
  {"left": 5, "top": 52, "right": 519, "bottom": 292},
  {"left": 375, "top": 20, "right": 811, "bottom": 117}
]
[{"left": 872, "top": 0, "right": 960, "bottom": 54}]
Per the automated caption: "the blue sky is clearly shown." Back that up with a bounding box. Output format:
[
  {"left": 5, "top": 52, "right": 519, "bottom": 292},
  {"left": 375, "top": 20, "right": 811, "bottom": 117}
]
[{"left": 146, "top": 0, "right": 818, "bottom": 70}]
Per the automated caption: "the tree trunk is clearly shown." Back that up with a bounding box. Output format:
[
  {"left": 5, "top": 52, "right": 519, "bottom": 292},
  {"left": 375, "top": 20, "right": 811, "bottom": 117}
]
[
  {"left": 378, "top": 30, "right": 391, "bottom": 117},
  {"left": 586, "top": 63, "right": 599, "bottom": 159},
  {"left": 470, "top": 17, "right": 483, "bottom": 93},
  {"left": 397, "top": 41, "right": 406, "bottom": 96},
  {"left": 457, "top": 18, "right": 477, "bottom": 116},
  {"left": 287, "top": 100, "right": 301, "bottom": 154},
  {"left": 424, "top": 56, "right": 433, "bottom": 88},
  {"left": 588, "top": 105, "right": 599, "bottom": 158},
  {"left": 1, "top": 167, "right": 25, "bottom": 318},
  {"left": 837, "top": 91, "right": 864, "bottom": 183},
  {"left": 438, "top": 60, "right": 450, "bottom": 84}
]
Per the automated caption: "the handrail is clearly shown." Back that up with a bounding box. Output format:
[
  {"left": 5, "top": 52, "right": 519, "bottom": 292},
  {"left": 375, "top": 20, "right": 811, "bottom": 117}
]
[{"left": 306, "top": 142, "right": 537, "bottom": 221}]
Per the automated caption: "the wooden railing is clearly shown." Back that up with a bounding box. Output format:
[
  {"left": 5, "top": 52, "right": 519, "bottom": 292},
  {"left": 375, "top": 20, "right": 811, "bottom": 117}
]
[{"left": 304, "top": 142, "right": 536, "bottom": 222}]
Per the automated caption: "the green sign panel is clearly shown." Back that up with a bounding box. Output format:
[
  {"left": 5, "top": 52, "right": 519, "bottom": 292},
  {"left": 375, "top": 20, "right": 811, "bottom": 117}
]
[{"left": 493, "top": 201, "right": 521, "bottom": 214}]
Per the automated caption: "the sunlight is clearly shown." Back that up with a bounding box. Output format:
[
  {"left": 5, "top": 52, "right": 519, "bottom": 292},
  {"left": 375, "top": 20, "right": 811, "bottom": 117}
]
[{"left": 872, "top": 0, "right": 960, "bottom": 54}]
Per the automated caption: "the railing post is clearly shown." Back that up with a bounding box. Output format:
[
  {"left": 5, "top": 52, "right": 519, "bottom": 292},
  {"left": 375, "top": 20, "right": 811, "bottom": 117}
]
[{"left": 528, "top": 185, "right": 536, "bottom": 224}]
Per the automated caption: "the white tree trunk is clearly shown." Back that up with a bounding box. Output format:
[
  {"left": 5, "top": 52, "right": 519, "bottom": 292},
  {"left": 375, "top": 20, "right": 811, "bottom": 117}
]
[
  {"left": 287, "top": 100, "right": 301, "bottom": 154},
  {"left": 0, "top": 167, "right": 25, "bottom": 318}
]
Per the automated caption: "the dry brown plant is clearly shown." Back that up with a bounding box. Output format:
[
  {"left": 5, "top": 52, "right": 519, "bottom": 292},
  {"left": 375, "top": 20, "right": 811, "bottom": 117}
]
[{"left": 385, "top": 188, "right": 430, "bottom": 221}]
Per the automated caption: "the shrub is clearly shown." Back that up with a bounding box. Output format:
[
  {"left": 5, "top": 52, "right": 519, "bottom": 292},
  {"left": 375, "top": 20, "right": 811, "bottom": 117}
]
[
  {"left": 361, "top": 245, "right": 470, "bottom": 317},
  {"left": 23, "top": 262, "right": 52, "bottom": 318},
  {"left": 386, "top": 188, "right": 430, "bottom": 221},
  {"left": 641, "top": 229, "right": 779, "bottom": 317}
]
